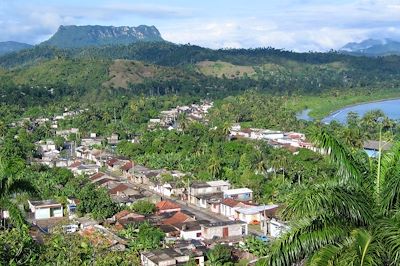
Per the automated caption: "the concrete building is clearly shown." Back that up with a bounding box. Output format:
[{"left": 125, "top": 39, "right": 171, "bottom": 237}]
[
  {"left": 28, "top": 200, "right": 63, "bottom": 220},
  {"left": 201, "top": 220, "right": 247, "bottom": 240},
  {"left": 141, "top": 247, "right": 205, "bottom": 266},
  {"left": 223, "top": 188, "right": 253, "bottom": 201}
]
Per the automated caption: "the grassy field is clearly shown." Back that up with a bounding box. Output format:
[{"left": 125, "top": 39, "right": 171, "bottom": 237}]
[
  {"left": 196, "top": 60, "right": 256, "bottom": 78},
  {"left": 288, "top": 89, "right": 400, "bottom": 120}
]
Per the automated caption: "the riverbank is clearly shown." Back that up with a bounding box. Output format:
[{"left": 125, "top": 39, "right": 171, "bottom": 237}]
[{"left": 289, "top": 89, "right": 400, "bottom": 120}]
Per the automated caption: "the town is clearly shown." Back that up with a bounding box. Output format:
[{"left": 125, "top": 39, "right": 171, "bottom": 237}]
[{"left": 18, "top": 101, "right": 296, "bottom": 265}]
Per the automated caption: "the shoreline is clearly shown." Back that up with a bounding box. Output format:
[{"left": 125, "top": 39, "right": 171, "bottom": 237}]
[{"left": 307, "top": 96, "right": 400, "bottom": 121}]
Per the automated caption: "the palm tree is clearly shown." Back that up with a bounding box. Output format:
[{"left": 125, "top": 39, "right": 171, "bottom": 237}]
[
  {"left": 0, "top": 157, "right": 36, "bottom": 229},
  {"left": 260, "top": 128, "right": 400, "bottom": 266}
]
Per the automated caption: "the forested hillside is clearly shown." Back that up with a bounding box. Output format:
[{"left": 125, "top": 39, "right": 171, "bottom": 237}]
[{"left": 1, "top": 42, "right": 400, "bottom": 108}]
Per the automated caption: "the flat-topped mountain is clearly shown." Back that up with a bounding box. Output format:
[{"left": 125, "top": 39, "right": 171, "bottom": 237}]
[
  {"left": 0, "top": 41, "right": 32, "bottom": 55},
  {"left": 40, "top": 25, "right": 164, "bottom": 48}
]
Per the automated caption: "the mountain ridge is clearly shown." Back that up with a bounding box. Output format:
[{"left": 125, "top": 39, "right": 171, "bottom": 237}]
[
  {"left": 340, "top": 38, "right": 400, "bottom": 56},
  {"left": 0, "top": 41, "right": 32, "bottom": 56}
]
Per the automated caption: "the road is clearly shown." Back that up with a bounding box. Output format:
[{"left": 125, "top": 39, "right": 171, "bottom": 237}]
[{"left": 108, "top": 170, "right": 264, "bottom": 235}]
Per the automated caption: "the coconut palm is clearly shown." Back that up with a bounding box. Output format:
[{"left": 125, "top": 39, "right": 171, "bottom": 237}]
[
  {"left": 0, "top": 157, "right": 36, "bottom": 229},
  {"left": 259, "top": 128, "right": 400, "bottom": 266}
]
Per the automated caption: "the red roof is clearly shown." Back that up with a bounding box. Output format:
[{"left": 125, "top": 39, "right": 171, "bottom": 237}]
[
  {"left": 69, "top": 161, "right": 81, "bottom": 168},
  {"left": 93, "top": 178, "right": 113, "bottom": 186},
  {"left": 162, "top": 211, "right": 193, "bottom": 225},
  {"left": 114, "top": 210, "right": 145, "bottom": 221},
  {"left": 90, "top": 172, "right": 105, "bottom": 181},
  {"left": 106, "top": 158, "right": 118, "bottom": 167},
  {"left": 156, "top": 200, "right": 181, "bottom": 211},
  {"left": 121, "top": 161, "right": 133, "bottom": 171},
  {"left": 108, "top": 184, "right": 129, "bottom": 195},
  {"left": 221, "top": 198, "right": 241, "bottom": 208}
]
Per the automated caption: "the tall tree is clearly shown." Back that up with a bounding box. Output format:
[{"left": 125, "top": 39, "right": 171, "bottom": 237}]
[{"left": 259, "top": 128, "right": 400, "bottom": 266}]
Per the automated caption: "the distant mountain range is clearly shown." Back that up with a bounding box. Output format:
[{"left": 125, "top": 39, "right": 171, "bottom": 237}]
[
  {"left": 340, "top": 38, "right": 400, "bottom": 56},
  {"left": 0, "top": 41, "right": 32, "bottom": 55},
  {"left": 40, "top": 25, "right": 164, "bottom": 48}
]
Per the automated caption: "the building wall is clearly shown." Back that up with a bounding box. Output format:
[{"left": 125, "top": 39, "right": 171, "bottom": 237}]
[
  {"left": 220, "top": 204, "right": 236, "bottom": 218},
  {"left": 181, "top": 230, "right": 202, "bottom": 240},
  {"left": 236, "top": 212, "right": 261, "bottom": 224},
  {"left": 202, "top": 223, "right": 247, "bottom": 239},
  {"left": 34, "top": 206, "right": 63, "bottom": 220}
]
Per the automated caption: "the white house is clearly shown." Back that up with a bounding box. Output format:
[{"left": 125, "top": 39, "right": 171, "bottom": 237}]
[
  {"left": 28, "top": 200, "right": 63, "bottom": 220},
  {"left": 223, "top": 188, "right": 253, "bottom": 201},
  {"left": 235, "top": 205, "right": 279, "bottom": 224}
]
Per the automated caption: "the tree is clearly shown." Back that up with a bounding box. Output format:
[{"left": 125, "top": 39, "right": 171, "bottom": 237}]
[
  {"left": 0, "top": 156, "right": 36, "bottom": 228},
  {"left": 0, "top": 227, "right": 39, "bottom": 265},
  {"left": 260, "top": 128, "right": 400, "bottom": 265},
  {"left": 77, "top": 184, "right": 118, "bottom": 220},
  {"left": 206, "top": 244, "right": 233, "bottom": 266},
  {"left": 130, "top": 200, "right": 156, "bottom": 215}
]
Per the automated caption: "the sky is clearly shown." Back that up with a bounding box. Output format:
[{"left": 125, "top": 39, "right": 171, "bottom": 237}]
[{"left": 1, "top": 0, "right": 400, "bottom": 51}]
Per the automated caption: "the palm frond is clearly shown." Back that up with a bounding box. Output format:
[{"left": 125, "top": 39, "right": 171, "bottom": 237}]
[
  {"left": 375, "top": 215, "right": 400, "bottom": 265},
  {"left": 307, "top": 244, "right": 342, "bottom": 266},
  {"left": 310, "top": 128, "right": 368, "bottom": 185},
  {"left": 379, "top": 143, "right": 400, "bottom": 215},
  {"left": 7, "top": 179, "right": 37, "bottom": 197},
  {"left": 264, "top": 217, "right": 350, "bottom": 266},
  {"left": 281, "top": 183, "right": 373, "bottom": 226},
  {"left": 0, "top": 198, "right": 26, "bottom": 229}
]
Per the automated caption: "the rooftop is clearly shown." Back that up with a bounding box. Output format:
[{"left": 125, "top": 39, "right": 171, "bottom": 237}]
[
  {"left": 224, "top": 188, "right": 253, "bottom": 195},
  {"left": 206, "top": 180, "right": 230, "bottom": 187},
  {"left": 108, "top": 183, "right": 130, "bottom": 195},
  {"left": 202, "top": 220, "right": 246, "bottom": 228},
  {"left": 236, "top": 204, "right": 279, "bottom": 215},
  {"left": 156, "top": 200, "right": 181, "bottom": 211},
  {"left": 363, "top": 140, "right": 393, "bottom": 151},
  {"left": 29, "top": 200, "right": 62, "bottom": 208},
  {"left": 142, "top": 248, "right": 186, "bottom": 263}
]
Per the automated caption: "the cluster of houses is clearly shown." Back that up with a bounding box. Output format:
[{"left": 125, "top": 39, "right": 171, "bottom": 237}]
[
  {"left": 229, "top": 124, "right": 314, "bottom": 151},
  {"left": 11, "top": 108, "right": 87, "bottom": 130},
  {"left": 148, "top": 100, "right": 213, "bottom": 130}
]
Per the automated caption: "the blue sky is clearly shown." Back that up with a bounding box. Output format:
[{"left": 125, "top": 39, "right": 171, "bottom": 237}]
[{"left": 1, "top": 0, "right": 400, "bottom": 51}]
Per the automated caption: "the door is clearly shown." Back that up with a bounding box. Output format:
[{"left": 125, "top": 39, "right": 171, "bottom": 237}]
[{"left": 223, "top": 227, "right": 229, "bottom": 238}]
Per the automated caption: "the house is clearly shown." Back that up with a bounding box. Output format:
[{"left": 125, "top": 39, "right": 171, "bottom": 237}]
[
  {"left": 158, "top": 224, "right": 180, "bottom": 239},
  {"left": 113, "top": 210, "right": 145, "bottom": 224},
  {"left": 259, "top": 206, "right": 289, "bottom": 238},
  {"left": 162, "top": 211, "right": 195, "bottom": 225},
  {"left": 223, "top": 188, "right": 253, "bottom": 201},
  {"left": 28, "top": 200, "right": 63, "bottom": 220},
  {"left": 141, "top": 247, "right": 205, "bottom": 266},
  {"left": 188, "top": 180, "right": 230, "bottom": 205},
  {"left": 90, "top": 172, "right": 107, "bottom": 182},
  {"left": 190, "top": 192, "right": 223, "bottom": 210},
  {"left": 200, "top": 221, "right": 247, "bottom": 240},
  {"left": 108, "top": 133, "right": 119, "bottom": 145},
  {"left": 220, "top": 198, "right": 253, "bottom": 220},
  {"left": 235, "top": 205, "right": 279, "bottom": 224},
  {"left": 108, "top": 183, "right": 139, "bottom": 197},
  {"left": 37, "top": 140, "right": 57, "bottom": 154},
  {"left": 156, "top": 200, "right": 181, "bottom": 214},
  {"left": 121, "top": 161, "right": 133, "bottom": 177},
  {"left": 73, "top": 164, "right": 100, "bottom": 176},
  {"left": 173, "top": 220, "right": 206, "bottom": 240},
  {"left": 106, "top": 158, "right": 119, "bottom": 170},
  {"left": 363, "top": 140, "right": 393, "bottom": 157},
  {"left": 152, "top": 182, "right": 185, "bottom": 198}
]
